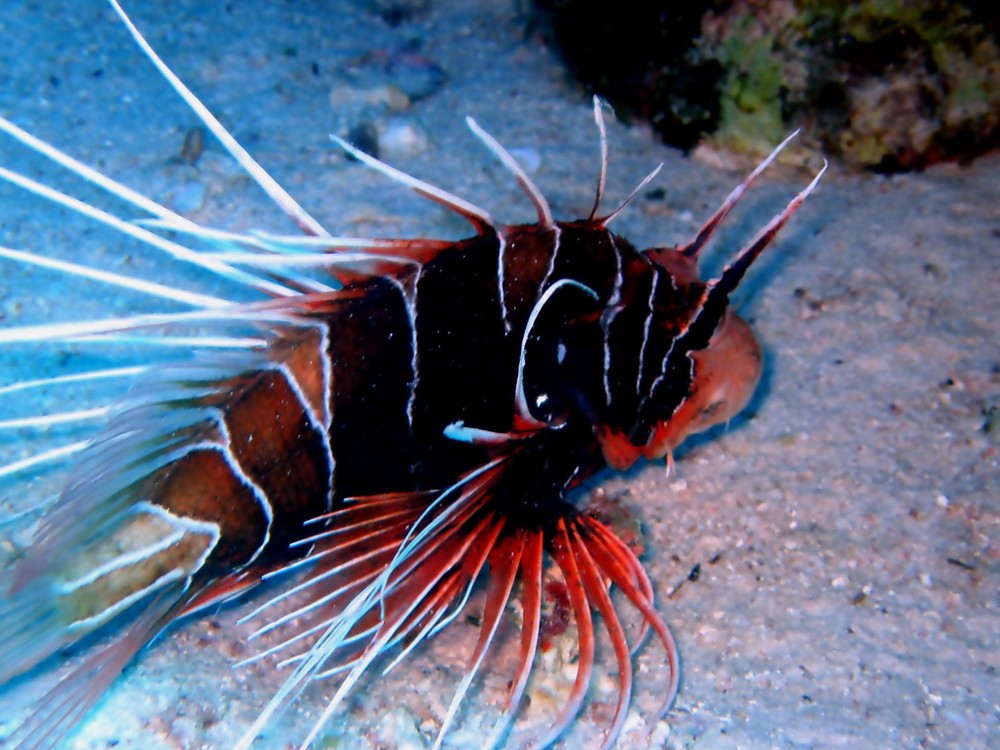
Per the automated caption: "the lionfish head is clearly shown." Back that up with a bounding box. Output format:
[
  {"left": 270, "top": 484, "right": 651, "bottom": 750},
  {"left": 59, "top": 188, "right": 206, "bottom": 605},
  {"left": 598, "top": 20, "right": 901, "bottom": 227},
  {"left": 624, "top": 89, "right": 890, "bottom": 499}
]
[
  {"left": 594, "top": 244, "right": 765, "bottom": 472},
  {"left": 594, "top": 134, "right": 826, "bottom": 472}
]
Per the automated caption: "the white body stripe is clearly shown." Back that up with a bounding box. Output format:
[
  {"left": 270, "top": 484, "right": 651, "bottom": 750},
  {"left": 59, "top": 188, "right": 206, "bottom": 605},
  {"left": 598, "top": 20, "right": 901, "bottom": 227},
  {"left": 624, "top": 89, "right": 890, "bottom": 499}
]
[
  {"left": 636, "top": 269, "right": 659, "bottom": 397},
  {"left": 537, "top": 224, "right": 563, "bottom": 294},
  {"left": 64, "top": 501, "right": 222, "bottom": 632},
  {"left": 277, "top": 355, "right": 336, "bottom": 511},
  {"left": 205, "top": 411, "right": 274, "bottom": 565},
  {"left": 601, "top": 234, "right": 625, "bottom": 407},
  {"left": 496, "top": 231, "right": 511, "bottom": 332},
  {"left": 384, "top": 273, "right": 422, "bottom": 429},
  {"left": 58, "top": 528, "right": 187, "bottom": 593},
  {"left": 646, "top": 286, "right": 709, "bottom": 411},
  {"left": 66, "top": 569, "right": 186, "bottom": 632}
]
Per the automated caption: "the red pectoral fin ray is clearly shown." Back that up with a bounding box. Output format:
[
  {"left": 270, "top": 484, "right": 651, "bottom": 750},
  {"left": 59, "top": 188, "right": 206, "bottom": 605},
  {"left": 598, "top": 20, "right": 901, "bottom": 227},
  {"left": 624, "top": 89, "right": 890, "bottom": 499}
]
[
  {"left": 578, "top": 515, "right": 681, "bottom": 725},
  {"left": 431, "top": 528, "right": 523, "bottom": 750},
  {"left": 569, "top": 522, "right": 633, "bottom": 750},
  {"left": 538, "top": 518, "right": 596, "bottom": 748},
  {"left": 484, "top": 528, "right": 544, "bottom": 750}
]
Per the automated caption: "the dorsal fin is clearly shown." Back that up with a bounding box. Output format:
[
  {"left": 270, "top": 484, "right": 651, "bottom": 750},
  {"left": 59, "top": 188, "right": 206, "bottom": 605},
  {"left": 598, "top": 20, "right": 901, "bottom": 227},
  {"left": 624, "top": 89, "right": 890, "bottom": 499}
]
[
  {"left": 599, "top": 163, "right": 664, "bottom": 227},
  {"left": 588, "top": 96, "right": 611, "bottom": 221},
  {"left": 683, "top": 159, "right": 828, "bottom": 355},
  {"left": 706, "top": 159, "right": 828, "bottom": 302},
  {"left": 466, "top": 116, "right": 554, "bottom": 229},
  {"left": 680, "top": 129, "right": 801, "bottom": 259},
  {"left": 331, "top": 134, "right": 495, "bottom": 234}
]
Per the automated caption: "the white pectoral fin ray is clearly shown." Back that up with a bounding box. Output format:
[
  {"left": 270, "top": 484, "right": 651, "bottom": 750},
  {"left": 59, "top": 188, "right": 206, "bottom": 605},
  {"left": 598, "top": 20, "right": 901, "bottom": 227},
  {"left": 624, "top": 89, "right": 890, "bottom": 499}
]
[
  {"left": 0, "top": 308, "right": 268, "bottom": 347},
  {"left": 0, "top": 245, "right": 230, "bottom": 309},
  {"left": 0, "top": 153, "right": 294, "bottom": 300},
  {"left": 0, "top": 366, "right": 148, "bottom": 397},
  {"left": 106, "top": 0, "right": 328, "bottom": 238},
  {"left": 0, "top": 115, "right": 297, "bottom": 298},
  {"left": 0, "top": 440, "right": 92, "bottom": 481},
  {"left": 0, "top": 285, "right": 345, "bottom": 348},
  {"left": 233, "top": 463, "right": 508, "bottom": 750}
]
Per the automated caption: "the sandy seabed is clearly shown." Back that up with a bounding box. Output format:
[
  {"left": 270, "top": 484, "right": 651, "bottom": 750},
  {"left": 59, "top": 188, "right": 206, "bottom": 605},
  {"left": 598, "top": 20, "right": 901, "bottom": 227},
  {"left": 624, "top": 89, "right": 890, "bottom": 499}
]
[{"left": 0, "top": 1, "right": 996, "bottom": 748}]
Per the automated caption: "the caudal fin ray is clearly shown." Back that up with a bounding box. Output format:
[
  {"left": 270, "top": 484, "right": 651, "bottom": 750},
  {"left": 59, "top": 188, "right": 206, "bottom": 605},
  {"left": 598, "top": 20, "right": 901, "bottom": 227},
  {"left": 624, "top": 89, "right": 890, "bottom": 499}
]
[{"left": 1, "top": 583, "right": 188, "bottom": 750}]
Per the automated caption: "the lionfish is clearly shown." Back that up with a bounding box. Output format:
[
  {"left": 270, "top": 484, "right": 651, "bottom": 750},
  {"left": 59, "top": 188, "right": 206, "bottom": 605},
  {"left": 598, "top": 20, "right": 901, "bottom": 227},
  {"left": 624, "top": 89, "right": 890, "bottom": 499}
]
[{"left": 0, "top": 0, "right": 825, "bottom": 748}]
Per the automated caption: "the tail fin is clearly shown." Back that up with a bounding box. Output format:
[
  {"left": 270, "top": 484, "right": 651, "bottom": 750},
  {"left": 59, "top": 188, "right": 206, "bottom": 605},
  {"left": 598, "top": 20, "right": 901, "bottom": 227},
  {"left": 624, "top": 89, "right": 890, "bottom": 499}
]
[
  {"left": 0, "top": 493, "right": 223, "bottom": 748},
  {"left": 0, "top": 583, "right": 186, "bottom": 750},
  {"left": 0, "top": 577, "right": 83, "bottom": 688}
]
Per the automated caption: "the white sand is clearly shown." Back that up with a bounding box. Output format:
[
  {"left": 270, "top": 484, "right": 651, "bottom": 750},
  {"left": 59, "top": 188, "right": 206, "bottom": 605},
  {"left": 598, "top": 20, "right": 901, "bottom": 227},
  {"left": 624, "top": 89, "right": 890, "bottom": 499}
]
[{"left": 0, "top": 1, "right": 996, "bottom": 748}]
